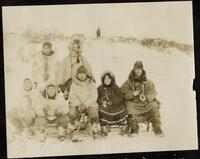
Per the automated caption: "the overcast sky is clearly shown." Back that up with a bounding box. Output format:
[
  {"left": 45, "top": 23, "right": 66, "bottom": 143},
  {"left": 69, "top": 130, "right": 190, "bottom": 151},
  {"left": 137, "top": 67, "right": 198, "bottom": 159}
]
[{"left": 3, "top": 1, "right": 193, "bottom": 44}]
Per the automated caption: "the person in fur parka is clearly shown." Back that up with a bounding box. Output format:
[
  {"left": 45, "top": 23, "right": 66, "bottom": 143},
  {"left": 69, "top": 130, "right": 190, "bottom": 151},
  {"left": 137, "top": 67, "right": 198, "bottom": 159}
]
[
  {"left": 68, "top": 65, "right": 100, "bottom": 134},
  {"left": 58, "top": 36, "right": 95, "bottom": 98},
  {"left": 97, "top": 71, "right": 127, "bottom": 134},
  {"left": 121, "top": 60, "right": 163, "bottom": 136},
  {"left": 33, "top": 84, "right": 70, "bottom": 140},
  {"left": 32, "top": 42, "right": 59, "bottom": 93}
]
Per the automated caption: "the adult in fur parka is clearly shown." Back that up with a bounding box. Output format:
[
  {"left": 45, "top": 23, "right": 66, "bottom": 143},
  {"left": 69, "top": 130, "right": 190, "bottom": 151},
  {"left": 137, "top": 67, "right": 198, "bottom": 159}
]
[
  {"left": 58, "top": 36, "right": 95, "bottom": 95},
  {"left": 121, "top": 61, "right": 163, "bottom": 136}
]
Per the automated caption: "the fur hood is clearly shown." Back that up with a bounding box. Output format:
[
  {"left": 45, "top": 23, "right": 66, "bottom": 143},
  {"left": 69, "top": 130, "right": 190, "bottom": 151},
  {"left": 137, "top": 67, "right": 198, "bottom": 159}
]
[
  {"left": 43, "top": 84, "right": 58, "bottom": 99},
  {"left": 74, "top": 65, "right": 93, "bottom": 86},
  {"left": 68, "top": 36, "right": 84, "bottom": 56}
]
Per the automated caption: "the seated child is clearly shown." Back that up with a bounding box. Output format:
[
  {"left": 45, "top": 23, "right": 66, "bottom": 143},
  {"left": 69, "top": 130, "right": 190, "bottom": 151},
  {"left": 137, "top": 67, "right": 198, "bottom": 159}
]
[
  {"left": 33, "top": 84, "right": 70, "bottom": 141},
  {"left": 97, "top": 71, "right": 127, "bottom": 136}
]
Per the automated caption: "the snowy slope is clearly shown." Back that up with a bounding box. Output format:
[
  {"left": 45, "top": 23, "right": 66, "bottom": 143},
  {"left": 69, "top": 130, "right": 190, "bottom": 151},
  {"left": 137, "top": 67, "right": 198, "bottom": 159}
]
[{"left": 4, "top": 35, "right": 198, "bottom": 158}]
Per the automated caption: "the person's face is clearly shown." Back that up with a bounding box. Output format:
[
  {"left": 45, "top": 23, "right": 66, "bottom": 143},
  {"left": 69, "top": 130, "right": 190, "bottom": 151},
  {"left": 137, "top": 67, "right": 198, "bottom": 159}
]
[
  {"left": 23, "top": 79, "right": 33, "bottom": 91},
  {"left": 77, "top": 72, "right": 87, "bottom": 81},
  {"left": 47, "top": 86, "right": 56, "bottom": 98},
  {"left": 42, "top": 45, "right": 52, "bottom": 55},
  {"left": 134, "top": 68, "right": 143, "bottom": 77},
  {"left": 104, "top": 75, "right": 112, "bottom": 86},
  {"left": 72, "top": 43, "right": 80, "bottom": 54}
]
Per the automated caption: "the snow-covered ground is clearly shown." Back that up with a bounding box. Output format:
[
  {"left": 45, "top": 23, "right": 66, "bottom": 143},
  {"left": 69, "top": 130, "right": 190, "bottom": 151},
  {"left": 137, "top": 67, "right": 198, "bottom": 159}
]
[{"left": 4, "top": 34, "right": 198, "bottom": 158}]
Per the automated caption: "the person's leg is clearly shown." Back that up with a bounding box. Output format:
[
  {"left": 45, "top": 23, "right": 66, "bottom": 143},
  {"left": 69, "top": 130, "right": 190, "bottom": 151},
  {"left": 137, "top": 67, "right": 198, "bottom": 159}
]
[
  {"left": 56, "top": 114, "right": 70, "bottom": 128},
  {"left": 98, "top": 106, "right": 109, "bottom": 136},
  {"left": 68, "top": 106, "right": 78, "bottom": 123},
  {"left": 7, "top": 111, "right": 24, "bottom": 134},
  {"left": 100, "top": 124, "right": 109, "bottom": 136},
  {"left": 8, "top": 116, "right": 24, "bottom": 134},
  {"left": 147, "top": 107, "right": 163, "bottom": 135},
  {"left": 115, "top": 107, "right": 128, "bottom": 135},
  {"left": 34, "top": 116, "right": 49, "bottom": 132},
  {"left": 118, "top": 117, "right": 129, "bottom": 136},
  {"left": 119, "top": 124, "right": 129, "bottom": 136},
  {"left": 32, "top": 116, "right": 49, "bottom": 142},
  {"left": 20, "top": 117, "right": 35, "bottom": 138},
  {"left": 87, "top": 106, "right": 99, "bottom": 124},
  {"left": 127, "top": 114, "right": 139, "bottom": 134},
  {"left": 56, "top": 114, "right": 71, "bottom": 141},
  {"left": 67, "top": 107, "right": 79, "bottom": 140},
  {"left": 87, "top": 106, "right": 101, "bottom": 138}
]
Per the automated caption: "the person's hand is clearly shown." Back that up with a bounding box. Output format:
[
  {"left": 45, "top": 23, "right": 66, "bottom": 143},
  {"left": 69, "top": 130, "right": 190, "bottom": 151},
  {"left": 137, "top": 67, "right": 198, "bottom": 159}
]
[
  {"left": 79, "top": 104, "right": 86, "bottom": 113},
  {"left": 43, "top": 107, "right": 48, "bottom": 115},
  {"left": 74, "top": 120, "right": 81, "bottom": 128},
  {"left": 58, "top": 126, "right": 65, "bottom": 136},
  {"left": 34, "top": 82, "right": 37, "bottom": 89},
  {"left": 57, "top": 108, "right": 63, "bottom": 115},
  {"left": 107, "top": 101, "right": 112, "bottom": 106},
  {"left": 139, "top": 94, "right": 147, "bottom": 102},
  {"left": 102, "top": 101, "right": 107, "bottom": 108},
  {"left": 64, "top": 90, "right": 69, "bottom": 99},
  {"left": 133, "top": 90, "right": 140, "bottom": 97}
]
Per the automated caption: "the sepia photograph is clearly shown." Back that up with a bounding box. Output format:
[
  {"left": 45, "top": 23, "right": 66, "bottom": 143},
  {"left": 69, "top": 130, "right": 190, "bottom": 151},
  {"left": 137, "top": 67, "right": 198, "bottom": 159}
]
[{"left": 2, "top": 1, "right": 198, "bottom": 158}]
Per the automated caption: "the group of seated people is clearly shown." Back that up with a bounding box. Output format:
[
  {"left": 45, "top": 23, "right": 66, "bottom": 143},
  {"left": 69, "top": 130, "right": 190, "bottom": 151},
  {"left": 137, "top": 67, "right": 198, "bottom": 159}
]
[{"left": 8, "top": 37, "right": 164, "bottom": 142}]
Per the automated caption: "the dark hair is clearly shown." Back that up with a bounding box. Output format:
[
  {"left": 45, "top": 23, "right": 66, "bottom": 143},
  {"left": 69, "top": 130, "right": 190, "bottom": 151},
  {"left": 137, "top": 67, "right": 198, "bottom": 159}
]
[
  {"left": 73, "top": 39, "right": 81, "bottom": 44},
  {"left": 24, "top": 78, "right": 32, "bottom": 82},
  {"left": 47, "top": 84, "right": 56, "bottom": 88},
  {"left": 72, "top": 40, "right": 81, "bottom": 49},
  {"left": 42, "top": 84, "right": 57, "bottom": 99},
  {"left": 128, "top": 69, "right": 147, "bottom": 82},
  {"left": 43, "top": 41, "right": 52, "bottom": 48},
  {"left": 101, "top": 73, "right": 115, "bottom": 86},
  {"left": 134, "top": 60, "right": 143, "bottom": 70},
  {"left": 23, "top": 78, "right": 33, "bottom": 91}
]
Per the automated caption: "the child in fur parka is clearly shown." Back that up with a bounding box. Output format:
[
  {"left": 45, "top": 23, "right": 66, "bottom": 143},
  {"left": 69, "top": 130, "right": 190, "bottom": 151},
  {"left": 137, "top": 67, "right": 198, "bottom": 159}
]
[
  {"left": 97, "top": 71, "right": 127, "bottom": 135},
  {"left": 33, "top": 84, "right": 71, "bottom": 141}
]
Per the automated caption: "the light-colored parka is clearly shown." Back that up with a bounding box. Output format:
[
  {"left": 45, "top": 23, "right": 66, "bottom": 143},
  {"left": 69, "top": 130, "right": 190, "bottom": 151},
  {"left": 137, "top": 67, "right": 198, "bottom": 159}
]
[
  {"left": 43, "top": 85, "right": 69, "bottom": 120},
  {"left": 58, "top": 38, "right": 94, "bottom": 85},
  {"left": 32, "top": 50, "right": 59, "bottom": 92},
  {"left": 68, "top": 68, "right": 98, "bottom": 108}
]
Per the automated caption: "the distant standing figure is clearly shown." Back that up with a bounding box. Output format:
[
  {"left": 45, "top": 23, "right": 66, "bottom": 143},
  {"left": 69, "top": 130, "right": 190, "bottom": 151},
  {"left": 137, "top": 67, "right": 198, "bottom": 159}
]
[{"left": 96, "top": 27, "right": 101, "bottom": 39}]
